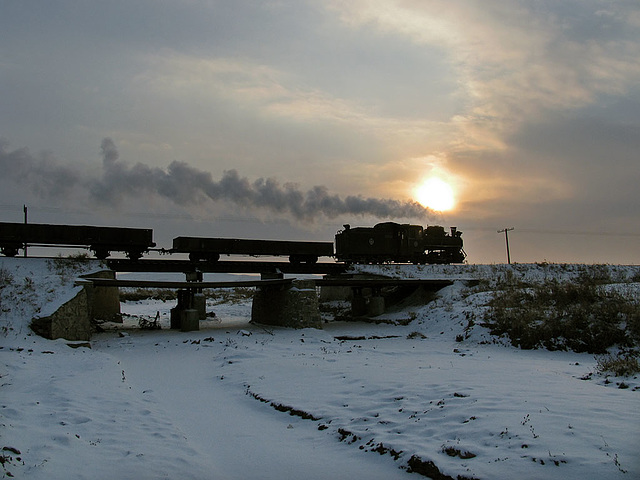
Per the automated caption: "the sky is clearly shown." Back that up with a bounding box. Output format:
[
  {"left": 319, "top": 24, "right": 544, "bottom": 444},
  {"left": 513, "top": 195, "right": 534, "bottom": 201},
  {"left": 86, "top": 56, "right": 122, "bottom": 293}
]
[{"left": 1, "top": 0, "right": 639, "bottom": 263}]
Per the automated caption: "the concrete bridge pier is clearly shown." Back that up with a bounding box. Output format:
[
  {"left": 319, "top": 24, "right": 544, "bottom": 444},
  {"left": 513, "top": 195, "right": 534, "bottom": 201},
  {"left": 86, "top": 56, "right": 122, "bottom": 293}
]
[
  {"left": 251, "top": 279, "right": 322, "bottom": 329},
  {"left": 81, "top": 270, "right": 121, "bottom": 323},
  {"left": 31, "top": 270, "right": 120, "bottom": 341},
  {"left": 367, "top": 290, "right": 385, "bottom": 317},
  {"left": 349, "top": 287, "right": 385, "bottom": 317},
  {"left": 320, "top": 275, "right": 387, "bottom": 318},
  {"left": 193, "top": 293, "right": 206, "bottom": 320},
  {"left": 351, "top": 287, "right": 367, "bottom": 316},
  {"left": 170, "top": 289, "right": 200, "bottom": 332},
  {"left": 185, "top": 271, "right": 207, "bottom": 320}
]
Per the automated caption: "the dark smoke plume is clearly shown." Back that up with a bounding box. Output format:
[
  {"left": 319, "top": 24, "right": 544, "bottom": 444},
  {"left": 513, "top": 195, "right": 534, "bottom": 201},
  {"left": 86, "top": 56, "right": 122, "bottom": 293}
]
[
  {"left": 2, "top": 138, "right": 435, "bottom": 221},
  {"left": 0, "top": 139, "right": 83, "bottom": 199}
]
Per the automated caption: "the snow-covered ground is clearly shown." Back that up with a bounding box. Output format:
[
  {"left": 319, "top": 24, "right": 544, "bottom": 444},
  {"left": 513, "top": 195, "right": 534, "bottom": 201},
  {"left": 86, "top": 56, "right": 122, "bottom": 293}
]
[{"left": 1, "top": 257, "right": 639, "bottom": 479}]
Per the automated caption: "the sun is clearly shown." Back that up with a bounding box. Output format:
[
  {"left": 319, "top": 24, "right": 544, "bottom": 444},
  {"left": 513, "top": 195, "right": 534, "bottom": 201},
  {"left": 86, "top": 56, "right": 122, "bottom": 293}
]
[{"left": 415, "top": 177, "right": 456, "bottom": 211}]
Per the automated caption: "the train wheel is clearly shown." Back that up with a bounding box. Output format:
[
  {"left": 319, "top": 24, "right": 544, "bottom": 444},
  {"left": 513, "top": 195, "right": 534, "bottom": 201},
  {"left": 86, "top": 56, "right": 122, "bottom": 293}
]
[
  {"left": 189, "top": 252, "right": 201, "bottom": 262},
  {"left": 127, "top": 250, "right": 143, "bottom": 261},
  {"left": 1, "top": 246, "right": 18, "bottom": 257},
  {"left": 413, "top": 254, "right": 428, "bottom": 265},
  {"left": 94, "top": 248, "right": 109, "bottom": 260},
  {"left": 289, "top": 255, "right": 301, "bottom": 265}
]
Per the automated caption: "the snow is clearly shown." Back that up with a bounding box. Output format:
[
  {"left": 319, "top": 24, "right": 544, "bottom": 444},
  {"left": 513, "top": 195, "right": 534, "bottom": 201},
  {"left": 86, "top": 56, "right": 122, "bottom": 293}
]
[{"left": 1, "top": 257, "right": 639, "bottom": 479}]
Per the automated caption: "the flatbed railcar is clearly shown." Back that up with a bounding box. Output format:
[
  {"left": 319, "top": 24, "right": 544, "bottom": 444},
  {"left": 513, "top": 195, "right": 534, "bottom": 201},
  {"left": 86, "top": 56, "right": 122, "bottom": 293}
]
[
  {"left": 172, "top": 236, "right": 334, "bottom": 264},
  {"left": 0, "top": 222, "right": 155, "bottom": 260},
  {"left": 334, "top": 222, "right": 465, "bottom": 264}
]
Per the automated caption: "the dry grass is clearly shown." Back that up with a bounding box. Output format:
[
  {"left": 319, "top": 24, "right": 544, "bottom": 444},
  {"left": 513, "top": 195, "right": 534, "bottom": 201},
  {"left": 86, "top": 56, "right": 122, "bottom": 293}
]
[
  {"left": 596, "top": 352, "right": 640, "bottom": 377},
  {"left": 120, "top": 288, "right": 177, "bottom": 302},
  {"left": 47, "top": 253, "right": 98, "bottom": 284},
  {"left": 484, "top": 272, "right": 640, "bottom": 353},
  {"left": 120, "top": 287, "right": 255, "bottom": 305}
]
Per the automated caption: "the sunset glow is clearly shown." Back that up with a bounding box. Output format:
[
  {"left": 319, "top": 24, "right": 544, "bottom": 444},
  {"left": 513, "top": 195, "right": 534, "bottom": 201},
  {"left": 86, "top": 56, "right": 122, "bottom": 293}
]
[{"left": 415, "top": 177, "right": 455, "bottom": 211}]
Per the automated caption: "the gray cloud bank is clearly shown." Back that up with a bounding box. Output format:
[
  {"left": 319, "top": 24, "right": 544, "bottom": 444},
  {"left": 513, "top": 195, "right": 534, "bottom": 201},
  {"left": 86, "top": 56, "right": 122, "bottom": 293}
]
[{"left": 1, "top": 138, "right": 433, "bottom": 222}]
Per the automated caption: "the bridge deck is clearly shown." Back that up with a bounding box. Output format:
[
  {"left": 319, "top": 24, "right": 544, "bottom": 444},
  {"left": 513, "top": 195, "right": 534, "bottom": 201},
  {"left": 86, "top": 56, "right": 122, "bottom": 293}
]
[
  {"left": 315, "top": 278, "right": 454, "bottom": 288},
  {"left": 82, "top": 277, "right": 458, "bottom": 289},
  {"left": 80, "top": 278, "right": 293, "bottom": 289},
  {"left": 106, "top": 259, "right": 348, "bottom": 275}
]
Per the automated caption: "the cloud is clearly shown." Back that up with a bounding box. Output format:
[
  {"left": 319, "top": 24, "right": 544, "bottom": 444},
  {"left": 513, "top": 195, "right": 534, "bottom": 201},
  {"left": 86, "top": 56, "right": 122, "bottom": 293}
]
[
  {"left": 134, "top": 53, "right": 446, "bottom": 133},
  {"left": 327, "top": 0, "right": 640, "bottom": 139},
  {"left": 127, "top": 52, "right": 458, "bottom": 186},
  {"left": 0, "top": 138, "right": 436, "bottom": 223}
]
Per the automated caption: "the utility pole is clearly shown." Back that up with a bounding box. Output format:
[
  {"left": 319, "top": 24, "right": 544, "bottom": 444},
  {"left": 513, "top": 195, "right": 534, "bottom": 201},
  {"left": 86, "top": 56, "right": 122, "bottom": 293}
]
[
  {"left": 497, "top": 227, "right": 514, "bottom": 264},
  {"left": 23, "top": 204, "right": 28, "bottom": 258}
]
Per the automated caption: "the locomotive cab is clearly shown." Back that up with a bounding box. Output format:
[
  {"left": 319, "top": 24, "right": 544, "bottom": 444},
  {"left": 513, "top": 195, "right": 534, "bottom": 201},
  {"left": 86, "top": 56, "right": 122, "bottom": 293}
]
[{"left": 399, "top": 224, "right": 426, "bottom": 258}]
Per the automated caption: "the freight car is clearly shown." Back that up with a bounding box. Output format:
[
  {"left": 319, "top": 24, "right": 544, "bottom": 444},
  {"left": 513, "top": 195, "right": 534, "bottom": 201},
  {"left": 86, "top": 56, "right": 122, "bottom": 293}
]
[
  {"left": 172, "top": 236, "right": 334, "bottom": 264},
  {"left": 0, "top": 222, "right": 155, "bottom": 260},
  {"left": 334, "top": 222, "right": 465, "bottom": 264}
]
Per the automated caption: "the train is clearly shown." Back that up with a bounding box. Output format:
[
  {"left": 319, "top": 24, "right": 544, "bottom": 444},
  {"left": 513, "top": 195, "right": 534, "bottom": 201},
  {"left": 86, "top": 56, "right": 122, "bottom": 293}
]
[{"left": 0, "top": 221, "right": 465, "bottom": 264}]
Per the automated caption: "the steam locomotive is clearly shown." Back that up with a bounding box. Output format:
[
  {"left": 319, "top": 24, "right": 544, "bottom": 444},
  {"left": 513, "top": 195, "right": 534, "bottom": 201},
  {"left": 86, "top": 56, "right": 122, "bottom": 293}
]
[
  {"left": 0, "top": 221, "right": 465, "bottom": 264},
  {"left": 335, "top": 222, "right": 465, "bottom": 264}
]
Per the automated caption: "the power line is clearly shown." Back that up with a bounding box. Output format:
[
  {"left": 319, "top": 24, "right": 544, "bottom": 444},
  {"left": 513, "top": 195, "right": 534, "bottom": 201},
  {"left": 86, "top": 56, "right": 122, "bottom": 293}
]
[
  {"left": 459, "top": 226, "right": 640, "bottom": 238},
  {"left": 516, "top": 228, "right": 640, "bottom": 238}
]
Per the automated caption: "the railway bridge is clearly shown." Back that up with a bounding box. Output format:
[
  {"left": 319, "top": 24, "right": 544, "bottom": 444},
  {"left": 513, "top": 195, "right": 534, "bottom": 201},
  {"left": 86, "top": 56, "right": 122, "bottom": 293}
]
[{"left": 76, "top": 259, "right": 457, "bottom": 332}]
